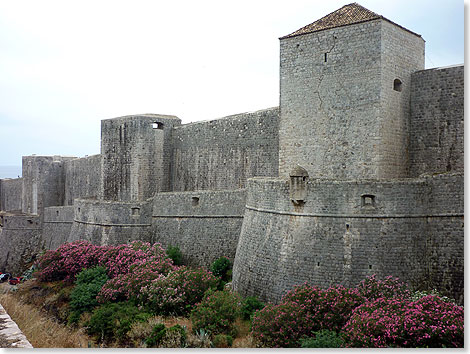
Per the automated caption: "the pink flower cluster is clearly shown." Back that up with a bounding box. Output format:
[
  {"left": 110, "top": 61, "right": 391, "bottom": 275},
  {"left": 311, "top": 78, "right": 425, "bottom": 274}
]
[
  {"left": 141, "top": 267, "right": 218, "bottom": 315},
  {"left": 36, "top": 240, "right": 169, "bottom": 283},
  {"left": 342, "top": 295, "right": 464, "bottom": 348},
  {"left": 252, "top": 276, "right": 464, "bottom": 348},
  {"left": 251, "top": 283, "right": 364, "bottom": 347},
  {"left": 96, "top": 256, "right": 176, "bottom": 303}
]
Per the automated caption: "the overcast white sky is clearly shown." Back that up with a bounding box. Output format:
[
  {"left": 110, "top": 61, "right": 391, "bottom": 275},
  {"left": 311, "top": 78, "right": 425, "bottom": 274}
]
[{"left": 0, "top": 0, "right": 464, "bottom": 167}]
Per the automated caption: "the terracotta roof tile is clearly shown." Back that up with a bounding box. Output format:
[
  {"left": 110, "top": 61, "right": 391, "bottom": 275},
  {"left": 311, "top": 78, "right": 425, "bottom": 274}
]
[{"left": 280, "top": 3, "right": 421, "bottom": 39}]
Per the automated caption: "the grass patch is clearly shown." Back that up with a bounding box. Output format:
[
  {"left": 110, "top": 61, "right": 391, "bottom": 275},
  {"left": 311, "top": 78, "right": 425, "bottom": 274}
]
[{"left": 0, "top": 292, "right": 93, "bottom": 348}]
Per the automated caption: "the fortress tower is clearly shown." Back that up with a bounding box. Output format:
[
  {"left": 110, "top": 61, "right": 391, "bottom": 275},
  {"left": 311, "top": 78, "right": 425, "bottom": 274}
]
[
  {"left": 279, "top": 3, "right": 425, "bottom": 179},
  {"left": 100, "top": 114, "right": 181, "bottom": 201}
]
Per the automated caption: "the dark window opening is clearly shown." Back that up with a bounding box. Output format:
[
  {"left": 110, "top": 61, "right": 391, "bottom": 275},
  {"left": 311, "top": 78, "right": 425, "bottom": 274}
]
[
  {"left": 56, "top": 210, "right": 59, "bottom": 216},
  {"left": 131, "top": 207, "right": 140, "bottom": 216},
  {"left": 369, "top": 264, "right": 373, "bottom": 270},
  {"left": 317, "top": 262, "right": 320, "bottom": 267},
  {"left": 324, "top": 53, "right": 328, "bottom": 62},
  {"left": 393, "top": 79, "right": 402, "bottom": 92},
  {"left": 27, "top": 219, "right": 33, "bottom": 224},
  {"left": 152, "top": 122, "right": 164, "bottom": 130},
  {"left": 361, "top": 194, "right": 376, "bottom": 207},
  {"left": 346, "top": 223, "right": 350, "bottom": 231},
  {"left": 192, "top": 196, "right": 200, "bottom": 206}
]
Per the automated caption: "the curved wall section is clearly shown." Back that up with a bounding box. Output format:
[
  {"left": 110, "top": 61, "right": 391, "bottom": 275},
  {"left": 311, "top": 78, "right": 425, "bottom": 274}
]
[
  {"left": 232, "top": 175, "right": 463, "bottom": 304},
  {"left": 151, "top": 189, "right": 246, "bottom": 267},
  {"left": 69, "top": 199, "right": 152, "bottom": 246}
]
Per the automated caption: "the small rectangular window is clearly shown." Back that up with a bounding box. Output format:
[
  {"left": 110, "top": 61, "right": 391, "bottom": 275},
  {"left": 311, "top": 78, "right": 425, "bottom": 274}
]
[
  {"left": 192, "top": 196, "right": 200, "bottom": 206},
  {"left": 324, "top": 53, "right": 328, "bottom": 62}
]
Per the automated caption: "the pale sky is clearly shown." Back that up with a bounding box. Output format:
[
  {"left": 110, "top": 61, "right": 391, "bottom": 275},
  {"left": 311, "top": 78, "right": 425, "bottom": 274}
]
[{"left": 0, "top": 0, "right": 464, "bottom": 167}]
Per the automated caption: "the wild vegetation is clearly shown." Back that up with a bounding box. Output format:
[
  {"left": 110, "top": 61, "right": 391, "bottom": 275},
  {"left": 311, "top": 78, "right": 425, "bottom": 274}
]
[{"left": 1, "top": 240, "right": 464, "bottom": 348}]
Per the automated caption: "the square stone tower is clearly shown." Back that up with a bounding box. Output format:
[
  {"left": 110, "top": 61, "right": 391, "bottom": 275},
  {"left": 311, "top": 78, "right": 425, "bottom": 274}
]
[
  {"left": 278, "top": 3, "right": 425, "bottom": 179},
  {"left": 100, "top": 114, "right": 181, "bottom": 201}
]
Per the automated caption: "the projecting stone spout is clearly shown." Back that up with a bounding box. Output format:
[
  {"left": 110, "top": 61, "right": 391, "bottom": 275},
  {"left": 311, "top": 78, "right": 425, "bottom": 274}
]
[{"left": 289, "top": 165, "right": 308, "bottom": 205}]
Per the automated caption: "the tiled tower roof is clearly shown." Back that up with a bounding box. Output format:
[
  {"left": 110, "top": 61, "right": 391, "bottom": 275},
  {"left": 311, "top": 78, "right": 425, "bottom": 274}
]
[{"left": 280, "top": 3, "right": 421, "bottom": 39}]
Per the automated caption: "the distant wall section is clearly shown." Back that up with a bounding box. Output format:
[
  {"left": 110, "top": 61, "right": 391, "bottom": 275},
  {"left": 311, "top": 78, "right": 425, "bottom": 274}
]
[
  {"left": 69, "top": 199, "right": 152, "bottom": 246},
  {"left": 171, "top": 108, "right": 279, "bottom": 191},
  {"left": 0, "top": 178, "right": 22, "bottom": 212},
  {"left": 409, "top": 65, "right": 464, "bottom": 176},
  {"left": 151, "top": 189, "right": 246, "bottom": 267},
  {"left": 0, "top": 214, "right": 42, "bottom": 274},
  {"left": 64, "top": 155, "right": 101, "bottom": 205}
]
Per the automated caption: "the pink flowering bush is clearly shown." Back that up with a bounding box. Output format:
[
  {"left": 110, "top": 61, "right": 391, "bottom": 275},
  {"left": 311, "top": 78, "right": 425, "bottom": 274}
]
[
  {"left": 36, "top": 241, "right": 102, "bottom": 282},
  {"left": 36, "top": 240, "right": 170, "bottom": 283},
  {"left": 97, "top": 256, "right": 176, "bottom": 303},
  {"left": 356, "top": 275, "right": 411, "bottom": 301},
  {"left": 342, "top": 295, "right": 464, "bottom": 348},
  {"left": 141, "top": 266, "right": 218, "bottom": 315},
  {"left": 251, "top": 283, "right": 364, "bottom": 347}
]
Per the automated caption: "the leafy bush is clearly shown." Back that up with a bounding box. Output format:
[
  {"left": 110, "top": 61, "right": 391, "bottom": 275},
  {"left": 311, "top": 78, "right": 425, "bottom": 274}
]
[
  {"left": 97, "top": 256, "right": 176, "bottom": 303},
  {"left": 356, "top": 274, "right": 411, "bottom": 301},
  {"left": 36, "top": 241, "right": 102, "bottom": 282},
  {"left": 166, "top": 245, "right": 183, "bottom": 266},
  {"left": 410, "top": 289, "right": 457, "bottom": 305},
  {"left": 210, "top": 256, "right": 231, "bottom": 281},
  {"left": 213, "top": 334, "right": 233, "bottom": 348},
  {"left": 69, "top": 266, "right": 109, "bottom": 324},
  {"left": 251, "top": 283, "right": 364, "bottom": 347},
  {"left": 241, "top": 296, "right": 265, "bottom": 321},
  {"left": 142, "top": 266, "right": 218, "bottom": 315},
  {"left": 36, "top": 240, "right": 171, "bottom": 283},
  {"left": 342, "top": 295, "right": 464, "bottom": 348},
  {"left": 190, "top": 289, "right": 241, "bottom": 336},
  {"left": 145, "top": 324, "right": 186, "bottom": 348},
  {"left": 300, "top": 330, "right": 345, "bottom": 348},
  {"left": 86, "top": 301, "right": 151, "bottom": 344}
]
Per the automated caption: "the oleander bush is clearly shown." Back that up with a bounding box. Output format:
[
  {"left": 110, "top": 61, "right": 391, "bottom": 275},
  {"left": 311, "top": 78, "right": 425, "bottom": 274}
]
[
  {"left": 342, "top": 295, "right": 464, "bottom": 348},
  {"left": 142, "top": 267, "right": 218, "bottom": 315},
  {"left": 251, "top": 283, "right": 364, "bottom": 347},
  {"left": 97, "top": 256, "right": 176, "bottom": 303},
  {"left": 190, "top": 289, "right": 242, "bottom": 336},
  {"left": 356, "top": 274, "right": 411, "bottom": 301},
  {"left": 36, "top": 240, "right": 170, "bottom": 283}
]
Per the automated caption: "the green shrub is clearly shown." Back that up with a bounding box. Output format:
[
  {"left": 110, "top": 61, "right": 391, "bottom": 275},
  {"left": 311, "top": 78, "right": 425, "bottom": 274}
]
[
  {"left": 210, "top": 257, "right": 231, "bottom": 281},
  {"left": 69, "top": 266, "right": 109, "bottom": 324},
  {"left": 143, "top": 267, "right": 218, "bottom": 315},
  {"left": 166, "top": 245, "right": 183, "bottom": 266},
  {"left": 300, "top": 330, "right": 345, "bottom": 348},
  {"left": 144, "top": 324, "right": 187, "bottom": 348},
  {"left": 86, "top": 301, "right": 151, "bottom": 344},
  {"left": 213, "top": 334, "right": 233, "bottom": 348},
  {"left": 191, "top": 289, "right": 241, "bottom": 336},
  {"left": 241, "top": 296, "right": 265, "bottom": 321},
  {"left": 145, "top": 324, "right": 166, "bottom": 347}
]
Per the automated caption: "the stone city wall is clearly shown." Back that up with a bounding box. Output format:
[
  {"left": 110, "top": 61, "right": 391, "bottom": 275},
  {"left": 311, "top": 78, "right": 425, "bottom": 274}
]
[
  {"left": 233, "top": 174, "right": 463, "bottom": 304},
  {"left": 0, "top": 214, "right": 42, "bottom": 274},
  {"left": 171, "top": 108, "right": 279, "bottom": 191},
  {"left": 409, "top": 65, "right": 464, "bottom": 176},
  {"left": 64, "top": 154, "right": 101, "bottom": 205},
  {"left": 0, "top": 178, "right": 22, "bottom": 212},
  {"left": 68, "top": 198, "right": 152, "bottom": 246},
  {"left": 42, "top": 206, "right": 75, "bottom": 250},
  {"left": 151, "top": 189, "right": 246, "bottom": 267}
]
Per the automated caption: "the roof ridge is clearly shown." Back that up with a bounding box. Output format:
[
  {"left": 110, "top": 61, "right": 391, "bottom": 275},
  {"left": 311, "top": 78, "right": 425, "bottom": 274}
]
[{"left": 280, "top": 3, "right": 419, "bottom": 39}]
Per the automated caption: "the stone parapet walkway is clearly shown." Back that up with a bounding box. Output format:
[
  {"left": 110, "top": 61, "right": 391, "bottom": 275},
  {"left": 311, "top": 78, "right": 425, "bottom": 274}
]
[{"left": 0, "top": 304, "right": 33, "bottom": 348}]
